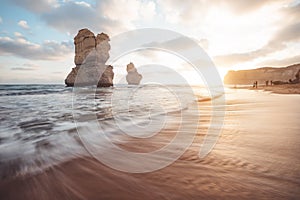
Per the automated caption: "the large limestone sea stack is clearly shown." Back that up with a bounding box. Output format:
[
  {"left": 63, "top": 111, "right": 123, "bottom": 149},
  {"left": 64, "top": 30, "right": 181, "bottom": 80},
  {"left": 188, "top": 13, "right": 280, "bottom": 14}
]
[{"left": 65, "top": 29, "right": 114, "bottom": 87}]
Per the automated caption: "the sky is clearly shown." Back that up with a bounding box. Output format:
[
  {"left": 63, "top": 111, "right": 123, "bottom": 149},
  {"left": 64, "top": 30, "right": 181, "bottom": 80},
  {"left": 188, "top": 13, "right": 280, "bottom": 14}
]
[{"left": 0, "top": 0, "right": 299, "bottom": 84}]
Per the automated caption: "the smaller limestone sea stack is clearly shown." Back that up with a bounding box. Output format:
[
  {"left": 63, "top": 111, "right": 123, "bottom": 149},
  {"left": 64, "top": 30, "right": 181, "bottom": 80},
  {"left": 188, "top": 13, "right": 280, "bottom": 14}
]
[
  {"left": 126, "top": 62, "right": 142, "bottom": 85},
  {"left": 65, "top": 29, "right": 114, "bottom": 87}
]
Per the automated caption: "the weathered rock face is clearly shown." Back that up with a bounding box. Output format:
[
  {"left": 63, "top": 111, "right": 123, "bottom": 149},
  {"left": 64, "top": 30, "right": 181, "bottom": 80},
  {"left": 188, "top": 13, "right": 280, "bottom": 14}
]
[
  {"left": 224, "top": 64, "right": 300, "bottom": 85},
  {"left": 74, "top": 29, "right": 95, "bottom": 65},
  {"left": 294, "top": 69, "right": 300, "bottom": 83},
  {"left": 65, "top": 29, "right": 114, "bottom": 87},
  {"left": 126, "top": 62, "right": 142, "bottom": 85}
]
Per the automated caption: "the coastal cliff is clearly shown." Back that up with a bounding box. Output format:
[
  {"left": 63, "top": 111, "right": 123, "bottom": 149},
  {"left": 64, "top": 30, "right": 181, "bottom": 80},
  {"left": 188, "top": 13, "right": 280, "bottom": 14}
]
[
  {"left": 224, "top": 63, "right": 300, "bottom": 85},
  {"left": 65, "top": 29, "right": 114, "bottom": 87}
]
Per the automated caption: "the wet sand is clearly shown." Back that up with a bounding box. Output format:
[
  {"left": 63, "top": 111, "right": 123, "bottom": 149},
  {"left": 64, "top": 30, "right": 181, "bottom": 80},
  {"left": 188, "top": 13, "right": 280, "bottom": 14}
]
[
  {"left": 1, "top": 89, "right": 300, "bottom": 199},
  {"left": 259, "top": 83, "right": 300, "bottom": 94},
  {"left": 232, "top": 83, "right": 300, "bottom": 94}
]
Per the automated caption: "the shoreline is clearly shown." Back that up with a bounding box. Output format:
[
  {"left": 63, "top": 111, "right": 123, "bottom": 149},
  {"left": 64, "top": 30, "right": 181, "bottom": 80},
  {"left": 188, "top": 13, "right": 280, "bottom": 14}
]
[{"left": 228, "top": 83, "right": 300, "bottom": 94}]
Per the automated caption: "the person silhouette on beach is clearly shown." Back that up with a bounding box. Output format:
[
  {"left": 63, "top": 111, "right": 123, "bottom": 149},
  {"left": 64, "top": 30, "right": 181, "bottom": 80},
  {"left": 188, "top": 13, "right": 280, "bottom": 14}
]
[
  {"left": 253, "top": 81, "right": 258, "bottom": 88},
  {"left": 266, "top": 80, "right": 269, "bottom": 86}
]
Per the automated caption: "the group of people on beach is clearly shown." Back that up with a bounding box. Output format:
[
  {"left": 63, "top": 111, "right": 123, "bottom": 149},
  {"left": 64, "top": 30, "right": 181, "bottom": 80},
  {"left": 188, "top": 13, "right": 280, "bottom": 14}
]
[
  {"left": 253, "top": 81, "right": 258, "bottom": 88},
  {"left": 265, "top": 80, "right": 273, "bottom": 86},
  {"left": 253, "top": 80, "right": 273, "bottom": 88}
]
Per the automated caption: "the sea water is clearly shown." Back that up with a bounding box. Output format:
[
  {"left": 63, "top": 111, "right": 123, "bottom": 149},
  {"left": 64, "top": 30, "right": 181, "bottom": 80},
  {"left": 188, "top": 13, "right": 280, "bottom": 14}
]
[{"left": 0, "top": 84, "right": 213, "bottom": 179}]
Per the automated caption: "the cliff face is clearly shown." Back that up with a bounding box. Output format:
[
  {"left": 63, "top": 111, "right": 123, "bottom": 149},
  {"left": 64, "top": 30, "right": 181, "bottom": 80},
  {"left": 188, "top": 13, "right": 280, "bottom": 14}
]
[
  {"left": 65, "top": 29, "right": 114, "bottom": 87},
  {"left": 126, "top": 62, "right": 142, "bottom": 85},
  {"left": 224, "top": 64, "right": 300, "bottom": 85}
]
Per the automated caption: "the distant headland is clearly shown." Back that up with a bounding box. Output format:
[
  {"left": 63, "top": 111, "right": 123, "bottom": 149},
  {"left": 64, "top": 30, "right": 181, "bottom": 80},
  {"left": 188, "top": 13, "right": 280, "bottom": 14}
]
[
  {"left": 225, "top": 63, "right": 300, "bottom": 94},
  {"left": 224, "top": 63, "right": 300, "bottom": 85}
]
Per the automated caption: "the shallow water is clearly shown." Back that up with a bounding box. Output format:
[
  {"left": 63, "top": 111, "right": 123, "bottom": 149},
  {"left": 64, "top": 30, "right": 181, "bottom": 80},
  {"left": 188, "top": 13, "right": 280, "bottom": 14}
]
[{"left": 0, "top": 84, "right": 212, "bottom": 178}]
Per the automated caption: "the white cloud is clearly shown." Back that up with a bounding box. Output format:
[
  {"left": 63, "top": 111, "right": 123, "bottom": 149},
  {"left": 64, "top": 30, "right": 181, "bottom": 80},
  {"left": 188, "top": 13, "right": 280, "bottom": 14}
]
[
  {"left": 101, "top": 0, "right": 156, "bottom": 22},
  {"left": 159, "top": 0, "right": 291, "bottom": 25},
  {"left": 14, "top": 32, "right": 23, "bottom": 37},
  {"left": 18, "top": 20, "right": 30, "bottom": 30},
  {"left": 0, "top": 17, "right": 3, "bottom": 24},
  {"left": 152, "top": 0, "right": 300, "bottom": 69},
  {"left": 0, "top": 35, "right": 73, "bottom": 60},
  {"left": 140, "top": 1, "right": 156, "bottom": 20},
  {"left": 11, "top": 0, "right": 157, "bottom": 35},
  {"left": 258, "top": 55, "right": 300, "bottom": 67},
  {"left": 74, "top": 1, "right": 91, "bottom": 7},
  {"left": 11, "top": 63, "right": 40, "bottom": 71},
  {"left": 213, "top": 3, "right": 300, "bottom": 67},
  {"left": 197, "top": 38, "right": 209, "bottom": 50},
  {"left": 41, "top": 1, "right": 126, "bottom": 35},
  {"left": 10, "top": 0, "right": 59, "bottom": 13}
]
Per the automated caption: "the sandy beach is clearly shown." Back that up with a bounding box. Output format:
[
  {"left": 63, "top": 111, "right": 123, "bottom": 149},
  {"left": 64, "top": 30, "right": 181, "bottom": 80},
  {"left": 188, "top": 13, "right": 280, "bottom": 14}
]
[
  {"left": 1, "top": 88, "right": 299, "bottom": 200},
  {"left": 257, "top": 83, "right": 300, "bottom": 94}
]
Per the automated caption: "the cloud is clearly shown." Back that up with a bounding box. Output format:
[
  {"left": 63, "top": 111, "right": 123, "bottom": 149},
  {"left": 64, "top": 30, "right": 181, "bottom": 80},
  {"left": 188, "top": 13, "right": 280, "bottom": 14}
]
[
  {"left": 11, "top": 67, "right": 35, "bottom": 71},
  {"left": 10, "top": 0, "right": 58, "bottom": 13},
  {"left": 52, "top": 71, "right": 63, "bottom": 74},
  {"left": 281, "top": 1, "right": 300, "bottom": 23},
  {"left": 10, "top": 0, "right": 157, "bottom": 35},
  {"left": 40, "top": 1, "right": 125, "bottom": 35},
  {"left": 18, "top": 20, "right": 30, "bottom": 30},
  {"left": 101, "top": 0, "right": 156, "bottom": 23},
  {"left": 211, "top": 0, "right": 289, "bottom": 15},
  {"left": 0, "top": 35, "right": 73, "bottom": 60},
  {"left": 11, "top": 63, "right": 39, "bottom": 71},
  {"left": 213, "top": 3, "right": 300, "bottom": 67},
  {"left": 213, "top": 23, "right": 300, "bottom": 67},
  {"left": 0, "top": 17, "right": 2, "bottom": 24},
  {"left": 258, "top": 55, "right": 300, "bottom": 67},
  {"left": 159, "top": 0, "right": 284, "bottom": 24},
  {"left": 11, "top": 67, "right": 36, "bottom": 71},
  {"left": 159, "top": 0, "right": 207, "bottom": 24},
  {"left": 197, "top": 39, "right": 209, "bottom": 50},
  {"left": 74, "top": 1, "right": 91, "bottom": 7},
  {"left": 14, "top": 32, "right": 23, "bottom": 37},
  {"left": 140, "top": 1, "right": 156, "bottom": 20}
]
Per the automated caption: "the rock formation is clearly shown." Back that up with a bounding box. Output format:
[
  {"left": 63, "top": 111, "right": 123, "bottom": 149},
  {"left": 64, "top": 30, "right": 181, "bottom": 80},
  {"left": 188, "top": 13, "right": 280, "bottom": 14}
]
[
  {"left": 65, "top": 29, "right": 114, "bottom": 87},
  {"left": 224, "top": 63, "right": 300, "bottom": 85},
  {"left": 292, "top": 69, "right": 300, "bottom": 84},
  {"left": 126, "top": 62, "right": 142, "bottom": 85}
]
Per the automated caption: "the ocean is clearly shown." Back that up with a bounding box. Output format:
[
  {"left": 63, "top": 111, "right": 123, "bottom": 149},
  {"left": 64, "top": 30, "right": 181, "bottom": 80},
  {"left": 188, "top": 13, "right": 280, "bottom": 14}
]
[{"left": 0, "top": 84, "right": 213, "bottom": 179}]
